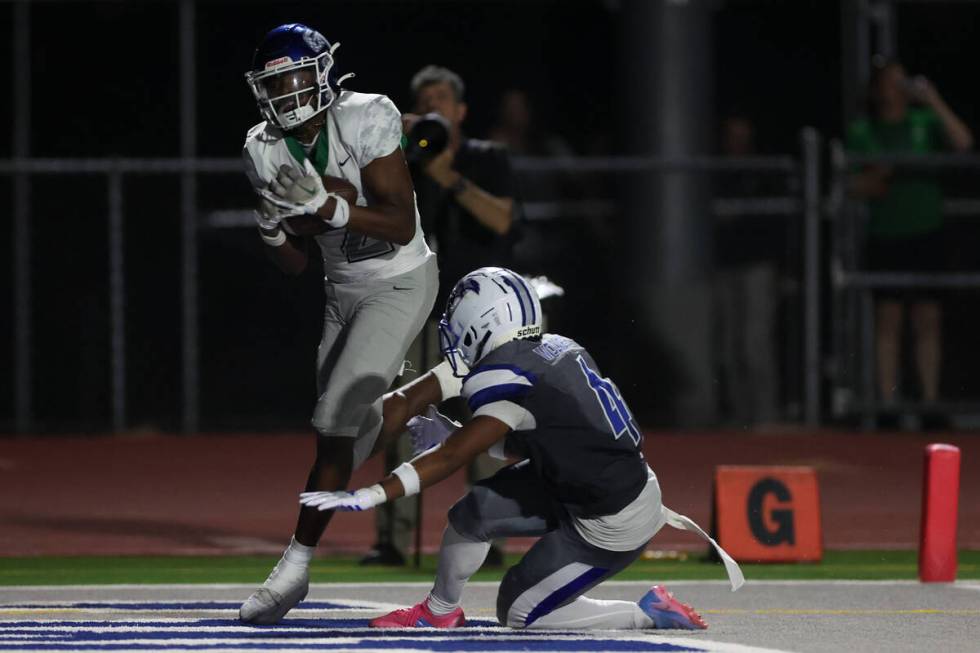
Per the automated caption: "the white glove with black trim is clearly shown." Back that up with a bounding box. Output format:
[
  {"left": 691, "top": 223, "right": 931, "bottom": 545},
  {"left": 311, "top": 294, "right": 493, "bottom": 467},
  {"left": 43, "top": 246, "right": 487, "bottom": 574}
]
[
  {"left": 299, "top": 485, "right": 386, "bottom": 512},
  {"left": 407, "top": 404, "right": 462, "bottom": 455}
]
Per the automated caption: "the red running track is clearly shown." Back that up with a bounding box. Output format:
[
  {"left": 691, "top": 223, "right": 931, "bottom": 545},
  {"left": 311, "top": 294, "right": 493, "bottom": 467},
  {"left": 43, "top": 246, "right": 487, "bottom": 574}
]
[{"left": 0, "top": 430, "right": 976, "bottom": 557}]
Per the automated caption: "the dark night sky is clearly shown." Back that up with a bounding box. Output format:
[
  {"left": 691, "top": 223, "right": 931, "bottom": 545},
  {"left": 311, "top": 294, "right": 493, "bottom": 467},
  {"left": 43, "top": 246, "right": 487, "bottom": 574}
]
[
  {"left": 3, "top": 1, "right": 976, "bottom": 159},
  {"left": 3, "top": 1, "right": 980, "bottom": 430}
]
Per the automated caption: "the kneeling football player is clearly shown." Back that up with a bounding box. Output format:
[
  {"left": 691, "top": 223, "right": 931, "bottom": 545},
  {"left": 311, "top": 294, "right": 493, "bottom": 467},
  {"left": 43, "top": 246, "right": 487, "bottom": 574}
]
[{"left": 302, "top": 267, "right": 743, "bottom": 630}]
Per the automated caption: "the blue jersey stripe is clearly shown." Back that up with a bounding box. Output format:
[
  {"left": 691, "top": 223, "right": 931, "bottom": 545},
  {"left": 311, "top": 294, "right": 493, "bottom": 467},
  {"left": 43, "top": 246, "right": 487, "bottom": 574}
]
[
  {"left": 468, "top": 383, "right": 533, "bottom": 412},
  {"left": 465, "top": 363, "right": 538, "bottom": 385}
]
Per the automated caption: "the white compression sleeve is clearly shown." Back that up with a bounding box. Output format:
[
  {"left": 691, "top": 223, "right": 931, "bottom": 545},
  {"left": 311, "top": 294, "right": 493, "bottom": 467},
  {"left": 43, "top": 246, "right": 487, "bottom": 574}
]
[
  {"left": 430, "top": 360, "right": 463, "bottom": 400},
  {"left": 523, "top": 595, "right": 653, "bottom": 630},
  {"left": 427, "top": 523, "right": 491, "bottom": 615}
]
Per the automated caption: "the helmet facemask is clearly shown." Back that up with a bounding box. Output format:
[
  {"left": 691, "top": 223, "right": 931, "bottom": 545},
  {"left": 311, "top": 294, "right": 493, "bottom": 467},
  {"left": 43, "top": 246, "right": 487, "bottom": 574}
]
[
  {"left": 246, "top": 47, "right": 337, "bottom": 130},
  {"left": 438, "top": 277, "right": 481, "bottom": 378}
]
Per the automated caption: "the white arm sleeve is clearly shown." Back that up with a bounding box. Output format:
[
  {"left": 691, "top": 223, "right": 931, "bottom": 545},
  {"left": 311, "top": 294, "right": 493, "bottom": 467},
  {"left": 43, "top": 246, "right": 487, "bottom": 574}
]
[
  {"left": 473, "top": 400, "right": 535, "bottom": 431},
  {"left": 431, "top": 360, "right": 463, "bottom": 400}
]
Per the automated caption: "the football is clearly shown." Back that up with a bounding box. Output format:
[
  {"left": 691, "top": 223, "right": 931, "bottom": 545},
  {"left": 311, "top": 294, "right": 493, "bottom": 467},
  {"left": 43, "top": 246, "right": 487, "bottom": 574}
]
[
  {"left": 282, "top": 175, "right": 358, "bottom": 235},
  {"left": 323, "top": 175, "right": 359, "bottom": 205},
  {"left": 284, "top": 174, "right": 358, "bottom": 206}
]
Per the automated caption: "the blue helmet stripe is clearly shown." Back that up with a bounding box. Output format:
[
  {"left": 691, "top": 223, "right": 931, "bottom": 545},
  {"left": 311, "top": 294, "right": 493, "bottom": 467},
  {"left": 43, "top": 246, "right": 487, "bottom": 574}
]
[
  {"left": 501, "top": 276, "right": 527, "bottom": 326},
  {"left": 502, "top": 270, "right": 535, "bottom": 325},
  {"left": 510, "top": 271, "right": 537, "bottom": 324}
]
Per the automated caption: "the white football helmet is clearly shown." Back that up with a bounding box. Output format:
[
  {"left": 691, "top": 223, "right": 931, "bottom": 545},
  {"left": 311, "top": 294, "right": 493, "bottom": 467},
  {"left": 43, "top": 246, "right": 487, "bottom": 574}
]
[{"left": 438, "top": 267, "right": 543, "bottom": 376}]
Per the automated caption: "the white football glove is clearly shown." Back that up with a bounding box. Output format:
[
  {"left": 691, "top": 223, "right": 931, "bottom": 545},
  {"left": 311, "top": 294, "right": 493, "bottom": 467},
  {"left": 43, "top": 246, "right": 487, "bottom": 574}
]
[
  {"left": 253, "top": 195, "right": 301, "bottom": 231},
  {"left": 299, "top": 484, "right": 386, "bottom": 512},
  {"left": 256, "top": 163, "right": 325, "bottom": 213},
  {"left": 407, "top": 405, "right": 462, "bottom": 455},
  {"left": 257, "top": 162, "right": 350, "bottom": 228}
]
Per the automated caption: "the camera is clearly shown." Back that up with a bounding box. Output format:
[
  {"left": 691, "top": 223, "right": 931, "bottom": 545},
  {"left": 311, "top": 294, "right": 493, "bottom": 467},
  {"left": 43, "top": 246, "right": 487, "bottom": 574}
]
[{"left": 404, "top": 112, "right": 450, "bottom": 164}]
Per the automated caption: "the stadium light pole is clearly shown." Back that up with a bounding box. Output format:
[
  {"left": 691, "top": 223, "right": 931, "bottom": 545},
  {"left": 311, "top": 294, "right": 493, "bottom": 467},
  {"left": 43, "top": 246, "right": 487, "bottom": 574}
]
[
  {"left": 621, "top": 0, "right": 716, "bottom": 426},
  {"left": 108, "top": 172, "right": 126, "bottom": 432},
  {"left": 179, "top": 0, "right": 200, "bottom": 433},
  {"left": 12, "top": 1, "right": 32, "bottom": 434},
  {"left": 841, "top": 0, "right": 898, "bottom": 129}
]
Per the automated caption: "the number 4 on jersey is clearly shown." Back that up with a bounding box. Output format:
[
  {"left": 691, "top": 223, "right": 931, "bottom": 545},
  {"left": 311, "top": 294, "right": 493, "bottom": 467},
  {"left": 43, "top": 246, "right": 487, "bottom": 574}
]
[{"left": 577, "top": 354, "right": 641, "bottom": 446}]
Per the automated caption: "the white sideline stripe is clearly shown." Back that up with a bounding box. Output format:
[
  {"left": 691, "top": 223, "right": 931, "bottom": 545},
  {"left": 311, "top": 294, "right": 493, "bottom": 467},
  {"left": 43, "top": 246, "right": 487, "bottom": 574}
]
[
  {"left": 0, "top": 643, "right": 776, "bottom": 653},
  {"left": 0, "top": 607, "right": 404, "bottom": 615},
  {"left": 0, "top": 579, "right": 953, "bottom": 591},
  {"left": 0, "top": 598, "right": 398, "bottom": 606},
  {"left": 0, "top": 644, "right": 790, "bottom": 653}
]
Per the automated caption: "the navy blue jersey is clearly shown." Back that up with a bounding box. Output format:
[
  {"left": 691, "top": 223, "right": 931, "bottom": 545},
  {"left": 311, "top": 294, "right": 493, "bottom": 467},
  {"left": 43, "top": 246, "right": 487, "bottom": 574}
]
[{"left": 461, "top": 334, "right": 647, "bottom": 517}]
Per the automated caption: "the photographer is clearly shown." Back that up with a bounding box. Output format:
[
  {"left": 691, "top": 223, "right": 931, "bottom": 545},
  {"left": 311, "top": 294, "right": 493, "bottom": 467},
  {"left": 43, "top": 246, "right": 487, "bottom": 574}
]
[
  {"left": 361, "top": 65, "right": 520, "bottom": 567},
  {"left": 404, "top": 65, "right": 519, "bottom": 308}
]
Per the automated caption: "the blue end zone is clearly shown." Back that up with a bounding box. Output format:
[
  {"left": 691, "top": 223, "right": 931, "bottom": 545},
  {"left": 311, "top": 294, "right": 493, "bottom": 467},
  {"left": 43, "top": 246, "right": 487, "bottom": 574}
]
[{"left": 0, "top": 618, "right": 706, "bottom": 652}]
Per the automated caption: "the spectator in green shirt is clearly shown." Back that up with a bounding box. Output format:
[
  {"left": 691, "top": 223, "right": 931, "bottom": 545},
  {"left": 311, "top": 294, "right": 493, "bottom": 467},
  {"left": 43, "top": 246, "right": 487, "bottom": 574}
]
[{"left": 847, "top": 58, "right": 973, "bottom": 424}]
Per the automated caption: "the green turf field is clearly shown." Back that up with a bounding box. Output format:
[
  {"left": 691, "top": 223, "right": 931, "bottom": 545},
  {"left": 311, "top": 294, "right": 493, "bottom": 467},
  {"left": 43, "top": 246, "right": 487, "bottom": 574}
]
[{"left": 1, "top": 550, "right": 977, "bottom": 585}]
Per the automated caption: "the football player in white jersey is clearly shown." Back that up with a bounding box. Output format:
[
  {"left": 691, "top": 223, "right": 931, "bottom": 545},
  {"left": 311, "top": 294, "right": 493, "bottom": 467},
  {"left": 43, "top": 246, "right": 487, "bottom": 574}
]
[{"left": 237, "top": 23, "right": 439, "bottom": 624}]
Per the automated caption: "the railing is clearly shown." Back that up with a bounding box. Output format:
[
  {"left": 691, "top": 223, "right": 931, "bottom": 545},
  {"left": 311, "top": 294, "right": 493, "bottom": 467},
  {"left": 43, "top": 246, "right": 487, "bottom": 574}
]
[
  {"left": 2, "top": 130, "right": 822, "bottom": 433},
  {"left": 827, "top": 143, "right": 980, "bottom": 427}
]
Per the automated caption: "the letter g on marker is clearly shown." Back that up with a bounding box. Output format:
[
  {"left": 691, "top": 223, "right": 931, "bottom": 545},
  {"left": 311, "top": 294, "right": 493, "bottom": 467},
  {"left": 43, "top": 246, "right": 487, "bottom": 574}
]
[{"left": 746, "top": 478, "right": 795, "bottom": 546}]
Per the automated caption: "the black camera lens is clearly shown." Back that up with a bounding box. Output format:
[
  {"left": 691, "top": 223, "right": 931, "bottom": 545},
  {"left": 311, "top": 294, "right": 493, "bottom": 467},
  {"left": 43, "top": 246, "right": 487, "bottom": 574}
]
[{"left": 404, "top": 112, "right": 450, "bottom": 164}]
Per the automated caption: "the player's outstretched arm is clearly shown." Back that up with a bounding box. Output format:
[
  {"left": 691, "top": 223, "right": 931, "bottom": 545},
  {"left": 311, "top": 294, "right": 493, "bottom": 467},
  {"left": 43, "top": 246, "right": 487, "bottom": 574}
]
[
  {"left": 370, "top": 361, "right": 464, "bottom": 457},
  {"left": 299, "top": 415, "right": 509, "bottom": 512},
  {"left": 384, "top": 416, "right": 510, "bottom": 498}
]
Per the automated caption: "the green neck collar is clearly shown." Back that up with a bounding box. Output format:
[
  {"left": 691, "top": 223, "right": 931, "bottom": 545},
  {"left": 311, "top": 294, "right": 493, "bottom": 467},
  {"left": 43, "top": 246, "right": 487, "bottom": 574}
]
[{"left": 284, "top": 122, "right": 330, "bottom": 176}]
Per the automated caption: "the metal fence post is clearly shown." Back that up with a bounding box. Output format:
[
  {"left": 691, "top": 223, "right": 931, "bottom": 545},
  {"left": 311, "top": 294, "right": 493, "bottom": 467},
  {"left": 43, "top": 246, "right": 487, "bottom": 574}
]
[
  {"left": 12, "top": 1, "right": 32, "bottom": 433},
  {"left": 859, "top": 288, "right": 876, "bottom": 429},
  {"left": 108, "top": 172, "right": 126, "bottom": 432},
  {"left": 802, "top": 127, "right": 822, "bottom": 426},
  {"left": 179, "top": 0, "right": 199, "bottom": 433}
]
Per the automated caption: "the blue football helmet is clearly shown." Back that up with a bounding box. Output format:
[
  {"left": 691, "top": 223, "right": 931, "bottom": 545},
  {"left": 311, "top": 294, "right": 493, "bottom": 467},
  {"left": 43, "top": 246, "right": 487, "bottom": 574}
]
[
  {"left": 439, "top": 268, "right": 543, "bottom": 377},
  {"left": 245, "top": 23, "right": 354, "bottom": 130}
]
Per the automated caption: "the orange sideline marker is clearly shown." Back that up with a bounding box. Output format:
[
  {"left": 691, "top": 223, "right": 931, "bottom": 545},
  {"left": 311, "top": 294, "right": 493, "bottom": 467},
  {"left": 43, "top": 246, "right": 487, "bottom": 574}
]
[{"left": 714, "top": 466, "right": 822, "bottom": 562}]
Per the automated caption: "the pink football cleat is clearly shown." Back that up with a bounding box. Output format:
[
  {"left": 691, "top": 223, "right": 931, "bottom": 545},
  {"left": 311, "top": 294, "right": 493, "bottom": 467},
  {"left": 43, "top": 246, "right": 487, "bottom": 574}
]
[
  {"left": 370, "top": 599, "right": 466, "bottom": 628},
  {"left": 638, "top": 585, "right": 708, "bottom": 630}
]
